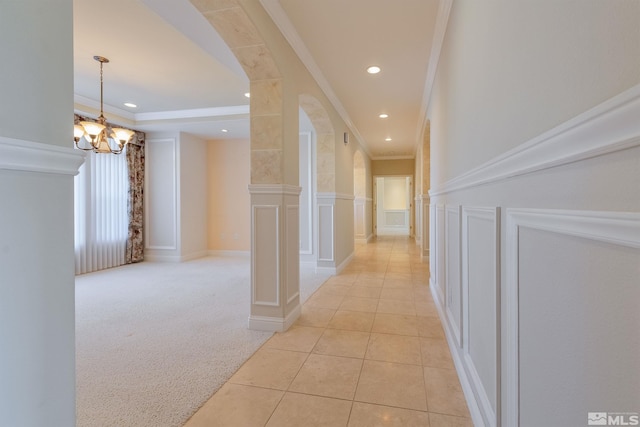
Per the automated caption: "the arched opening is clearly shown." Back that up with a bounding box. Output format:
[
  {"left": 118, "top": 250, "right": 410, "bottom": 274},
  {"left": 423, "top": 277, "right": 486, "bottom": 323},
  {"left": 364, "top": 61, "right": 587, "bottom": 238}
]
[
  {"left": 299, "top": 94, "right": 338, "bottom": 271},
  {"left": 192, "top": 1, "right": 300, "bottom": 331}
]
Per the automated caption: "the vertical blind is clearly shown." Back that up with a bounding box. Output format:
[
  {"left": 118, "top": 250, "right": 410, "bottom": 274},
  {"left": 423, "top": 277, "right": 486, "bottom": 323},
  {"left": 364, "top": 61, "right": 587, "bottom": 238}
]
[{"left": 74, "top": 149, "right": 129, "bottom": 274}]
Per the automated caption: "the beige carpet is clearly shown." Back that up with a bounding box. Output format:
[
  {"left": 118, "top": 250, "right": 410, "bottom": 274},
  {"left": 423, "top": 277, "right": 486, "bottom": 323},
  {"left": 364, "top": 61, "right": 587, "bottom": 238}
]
[{"left": 75, "top": 255, "right": 331, "bottom": 427}]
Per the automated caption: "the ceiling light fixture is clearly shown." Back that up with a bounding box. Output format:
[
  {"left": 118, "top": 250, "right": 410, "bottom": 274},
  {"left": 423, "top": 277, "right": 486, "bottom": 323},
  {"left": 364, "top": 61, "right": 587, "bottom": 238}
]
[
  {"left": 244, "top": 92, "right": 251, "bottom": 98},
  {"left": 73, "top": 56, "right": 134, "bottom": 154},
  {"left": 221, "top": 129, "right": 228, "bottom": 133},
  {"left": 385, "top": 137, "right": 392, "bottom": 142},
  {"left": 124, "top": 102, "right": 137, "bottom": 108},
  {"left": 379, "top": 113, "right": 388, "bottom": 118},
  {"left": 367, "top": 66, "right": 381, "bottom": 74}
]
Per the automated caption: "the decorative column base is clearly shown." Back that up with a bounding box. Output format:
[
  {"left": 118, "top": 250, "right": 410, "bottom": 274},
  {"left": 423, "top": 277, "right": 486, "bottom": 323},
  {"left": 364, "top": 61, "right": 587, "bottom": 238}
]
[{"left": 248, "top": 184, "right": 301, "bottom": 332}]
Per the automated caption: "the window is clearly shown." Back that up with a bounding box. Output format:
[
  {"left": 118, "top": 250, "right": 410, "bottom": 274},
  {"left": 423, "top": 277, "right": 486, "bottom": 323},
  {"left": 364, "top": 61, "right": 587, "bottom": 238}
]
[{"left": 74, "top": 149, "right": 129, "bottom": 274}]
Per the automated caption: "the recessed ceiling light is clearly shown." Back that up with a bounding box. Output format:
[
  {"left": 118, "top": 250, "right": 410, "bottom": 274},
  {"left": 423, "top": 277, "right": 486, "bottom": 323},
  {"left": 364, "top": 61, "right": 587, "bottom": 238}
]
[
  {"left": 124, "top": 102, "right": 137, "bottom": 108},
  {"left": 385, "top": 137, "right": 392, "bottom": 142},
  {"left": 221, "top": 129, "right": 228, "bottom": 133},
  {"left": 244, "top": 92, "right": 250, "bottom": 98},
  {"left": 367, "top": 66, "right": 381, "bottom": 74},
  {"left": 379, "top": 113, "right": 388, "bottom": 118}
]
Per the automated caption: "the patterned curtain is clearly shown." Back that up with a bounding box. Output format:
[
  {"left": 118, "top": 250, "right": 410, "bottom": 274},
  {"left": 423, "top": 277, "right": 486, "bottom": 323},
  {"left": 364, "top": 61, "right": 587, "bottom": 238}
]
[
  {"left": 74, "top": 113, "right": 145, "bottom": 264},
  {"left": 125, "top": 132, "right": 145, "bottom": 264}
]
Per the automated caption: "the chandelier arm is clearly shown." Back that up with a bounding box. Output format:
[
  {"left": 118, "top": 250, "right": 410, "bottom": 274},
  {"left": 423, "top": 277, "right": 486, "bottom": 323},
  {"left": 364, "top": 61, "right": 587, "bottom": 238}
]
[{"left": 74, "top": 139, "right": 95, "bottom": 151}]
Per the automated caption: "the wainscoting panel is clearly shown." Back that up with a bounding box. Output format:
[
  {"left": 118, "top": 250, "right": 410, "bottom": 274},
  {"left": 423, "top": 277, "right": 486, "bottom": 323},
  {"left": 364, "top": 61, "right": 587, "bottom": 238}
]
[
  {"left": 445, "top": 205, "right": 462, "bottom": 347},
  {"left": 429, "top": 204, "right": 437, "bottom": 285},
  {"left": 251, "top": 205, "right": 280, "bottom": 307},
  {"left": 286, "top": 205, "right": 300, "bottom": 305},
  {"left": 505, "top": 209, "right": 640, "bottom": 427},
  {"left": 354, "top": 198, "right": 366, "bottom": 239},
  {"left": 462, "top": 207, "right": 500, "bottom": 427},
  {"left": 145, "top": 138, "right": 178, "bottom": 251},
  {"left": 421, "top": 196, "right": 430, "bottom": 258},
  {"left": 318, "top": 204, "right": 334, "bottom": 262},
  {"left": 435, "top": 205, "right": 446, "bottom": 303}
]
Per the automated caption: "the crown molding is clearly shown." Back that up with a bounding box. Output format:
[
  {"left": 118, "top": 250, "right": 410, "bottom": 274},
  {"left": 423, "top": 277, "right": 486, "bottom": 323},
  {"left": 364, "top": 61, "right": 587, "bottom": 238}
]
[
  {"left": 135, "top": 105, "right": 249, "bottom": 122},
  {"left": 415, "top": 0, "right": 453, "bottom": 157}
]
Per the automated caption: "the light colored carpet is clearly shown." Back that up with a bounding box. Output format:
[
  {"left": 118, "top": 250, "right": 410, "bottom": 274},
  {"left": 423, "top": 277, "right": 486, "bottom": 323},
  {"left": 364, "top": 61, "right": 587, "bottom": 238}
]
[{"left": 75, "top": 255, "right": 331, "bottom": 427}]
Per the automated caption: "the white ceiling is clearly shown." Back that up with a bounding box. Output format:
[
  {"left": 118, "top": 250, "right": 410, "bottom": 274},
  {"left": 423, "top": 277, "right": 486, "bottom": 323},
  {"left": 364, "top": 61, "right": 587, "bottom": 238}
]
[{"left": 73, "top": 0, "right": 442, "bottom": 158}]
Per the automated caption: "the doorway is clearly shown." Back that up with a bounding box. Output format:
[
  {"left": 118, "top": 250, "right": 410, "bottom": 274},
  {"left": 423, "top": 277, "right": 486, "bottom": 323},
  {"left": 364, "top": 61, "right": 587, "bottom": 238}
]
[{"left": 374, "top": 176, "right": 413, "bottom": 236}]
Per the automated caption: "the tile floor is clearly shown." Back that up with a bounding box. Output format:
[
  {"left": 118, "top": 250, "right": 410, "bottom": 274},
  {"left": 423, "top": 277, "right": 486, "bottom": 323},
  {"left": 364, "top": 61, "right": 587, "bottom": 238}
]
[{"left": 184, "top": 236, "right": 472, "bottom": 427}]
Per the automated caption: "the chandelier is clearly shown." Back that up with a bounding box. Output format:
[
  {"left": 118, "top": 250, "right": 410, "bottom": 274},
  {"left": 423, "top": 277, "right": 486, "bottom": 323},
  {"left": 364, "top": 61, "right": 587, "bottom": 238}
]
[{"left": 74, "top": 56, "right": 134, "bottom": 154}]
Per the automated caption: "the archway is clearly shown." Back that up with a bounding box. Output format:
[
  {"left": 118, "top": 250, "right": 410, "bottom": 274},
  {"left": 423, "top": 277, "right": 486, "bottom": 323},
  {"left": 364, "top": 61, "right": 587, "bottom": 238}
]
[
  {"left": 299, "top": 94, "right": 339, "bottom": 271},
  {"left": 192, "top": 0, "right": 299, "bottom": 331}
]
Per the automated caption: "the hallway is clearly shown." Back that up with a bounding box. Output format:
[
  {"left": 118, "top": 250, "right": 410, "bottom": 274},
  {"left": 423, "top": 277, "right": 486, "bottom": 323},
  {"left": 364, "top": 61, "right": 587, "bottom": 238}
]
[{"left": 185, "top": 236, "right": 471, "bottom": 426}]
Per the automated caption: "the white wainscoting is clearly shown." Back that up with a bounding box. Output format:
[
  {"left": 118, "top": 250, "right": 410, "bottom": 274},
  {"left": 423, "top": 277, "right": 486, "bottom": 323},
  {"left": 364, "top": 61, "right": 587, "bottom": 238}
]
[
  {"left": 434, "top": 205, "right": 446, "bottom": 303},
  {"left": 286, "top": 205, "right": 300, "bottom": 305},
  {"left": 317, "top": 203, "right": 334, "bottom": 262},
  {"left": 462, "top": 207, "right": 500, "bottom": 427},
  {"left": 428, "top": 84, "right": 640, "bottom": 427},
  {"left": 505, "top": 209, "right": 640, "bottom": 427},
  {"left": 445, "top": 205, "right": 462, "bottom": 348},
  {"left": 251, "top": 205, "right": 280, "bottom": 307}
]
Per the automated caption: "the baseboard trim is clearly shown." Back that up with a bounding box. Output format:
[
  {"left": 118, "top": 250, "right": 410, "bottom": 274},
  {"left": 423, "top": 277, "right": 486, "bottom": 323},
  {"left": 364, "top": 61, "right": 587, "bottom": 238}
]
[
  {"left": 336, "top": 252, "right": 354, "bottom": 274},
  {"left": 355, "top": 234, "right": 374, "bottom": 244},
  {"left": 144, "top": 251, "right": 208, "bottom": 262},
  {"left": 430, "top": 281, "right": 486, "bottom": 427},
  {"left": 316, "top": 251, "right": 354, "bottom": 275},
  {"left": 248, "top": 304, "right": 301, "bottom": 332},
  {"left": 208, "top": 250, "right": 251, "bottom": 257}
]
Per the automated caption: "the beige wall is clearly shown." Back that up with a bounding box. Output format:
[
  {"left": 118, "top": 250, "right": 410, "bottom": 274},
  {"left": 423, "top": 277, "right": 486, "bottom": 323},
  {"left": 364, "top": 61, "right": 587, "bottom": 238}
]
[
  {"left": 207, "top": 139, "right": 251, "bottom": 251},
  {"left": 430, "top": 0, "right": 640, "bottom": 185},
  {"left": 180, "top": 133, "right": 208, "bottom": 257},
  {"left": 371, "top": 159, "right": 415, "bottom": 176}
]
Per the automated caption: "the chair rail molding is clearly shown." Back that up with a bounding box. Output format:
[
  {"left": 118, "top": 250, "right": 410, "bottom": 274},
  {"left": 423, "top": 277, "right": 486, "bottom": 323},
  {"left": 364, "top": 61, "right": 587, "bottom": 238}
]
[
  {"left": 430, "top": 83, "right": 640, "bottom": 197},
  {"left": 0, "top": 136, "right": 85, "bottom": 175}
]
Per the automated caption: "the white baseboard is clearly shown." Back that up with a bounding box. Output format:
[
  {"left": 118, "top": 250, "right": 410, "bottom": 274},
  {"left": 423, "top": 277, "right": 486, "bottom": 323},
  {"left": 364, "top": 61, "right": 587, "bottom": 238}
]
[
  {"left": 208, "top": 250, "right": 251, "bottom": 257},
  {"left": 430, "top": 280, "right": 486, "bottom": 427},
  {"left": 144, "top": 251, "right": 209, "bottom": 262},
  {"left": 336, "top": 251, "right": 354, "bottom": 274},
  {"left": 355, "top": 234, "right": 374, "bottom": 244},
  {"left": 316, "top": 251, "right": 354, "bottom": 275},
  {"left": 144, "top": 254, "right": 181, "bottom": 262},
  {"left": 248, "top": 304, "right": 301, "bottom": 332}
]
